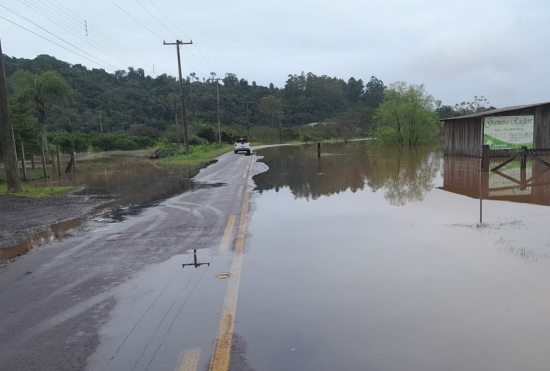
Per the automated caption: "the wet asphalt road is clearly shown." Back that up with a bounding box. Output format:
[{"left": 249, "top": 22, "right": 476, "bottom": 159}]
[{"left": 0, "top": 152, "right": 259, "bottom": 371}]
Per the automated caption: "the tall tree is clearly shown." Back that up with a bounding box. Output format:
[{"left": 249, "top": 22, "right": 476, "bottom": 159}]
[
  {"left": 0, "top": 40, "right": 21, "bottom": 192},
  {"left": 11, "top": 70, "right": 72, "bottom": 161},
  {"left": 364, "top": 76, "right": 385, "bottom": 108},
  {"left": 374, "top": 82, "right": 439, "bottom": 146}
]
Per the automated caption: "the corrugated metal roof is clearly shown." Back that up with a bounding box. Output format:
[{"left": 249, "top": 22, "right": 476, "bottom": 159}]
[{"left": 441, "top": 101, "right": 550, "bottom": 121}]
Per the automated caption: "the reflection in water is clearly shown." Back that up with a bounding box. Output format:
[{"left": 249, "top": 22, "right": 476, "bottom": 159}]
[
  {"left": 181, "top": 249, "right": 210, "bottom": 269},
  {"left": 254, "top": 142, "right": 441, "bottom": 205},
  {"left": 442, "top": 156, "right": 550, "bottom": 206},
  {"left": 33, "top": 153, "right": 216, "bottom": 219}
]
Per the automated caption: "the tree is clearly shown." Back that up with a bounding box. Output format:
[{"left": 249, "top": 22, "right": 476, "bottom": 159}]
[
  {"left": 0, "top": 41, "right": 21, "bottom": 192},
  {"left": 364, "top": 76, "right": 385, "bottom": 108},
  {"left": 259, "top": 95, "right": 283, "bottom": 142},
  {"left": 259, "top": 95, "right": 282, "bottom": 126},
  {"left": 374, "top": 82, "right": 439, "bottom": 146},
  {"left": 346, "top": 77, "right": 364, "bottom": 103},
  {"left": 452, "top": 95, "right": 494, "bottom": 116},
  {"left": 11, "top": 70, "right": 72, "bottom": 161}
]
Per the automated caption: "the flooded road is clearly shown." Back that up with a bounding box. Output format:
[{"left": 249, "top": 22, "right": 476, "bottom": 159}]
[
  {"left": 2, "top": 143, "right": 550, "bottom": 371},
  {"left": 234, "top": 143, "right": 550, "bottom": 371}
]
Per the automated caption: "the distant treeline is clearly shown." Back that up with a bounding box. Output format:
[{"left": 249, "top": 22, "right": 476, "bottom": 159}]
[
  {"left": 4, "top": 55, "right": 383, "bottom": 136},
  {"left": 3, "top": 54, "right": 493, "bottom": 154}
]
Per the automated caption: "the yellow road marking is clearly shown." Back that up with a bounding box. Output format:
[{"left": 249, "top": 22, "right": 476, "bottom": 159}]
[
  {"left": 219, "top": 215, "right": 236, "bottom": 253},
  {"left": 209, "top": 170, "right": 252, "bottom": 371},
  {"left": 235, "top": 185, "right": 243, "bottom": 199},
  {"left": 246, "top": 155, "right": 255, "bottom": 180},
  {"left": 241, "top": 160, "right": 250, "bottom": 180},
  {"left": 176, "top": 347, "right": 201, "bottom": 371}
]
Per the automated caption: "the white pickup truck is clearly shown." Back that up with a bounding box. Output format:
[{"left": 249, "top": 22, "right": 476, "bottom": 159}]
[{"left": 234, "top": 137, "right": 251, "bottom": 155}]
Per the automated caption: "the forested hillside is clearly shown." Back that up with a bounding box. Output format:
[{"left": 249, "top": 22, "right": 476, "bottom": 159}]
[{"left": 4, "top": 54, "right": 386, "bottom": 139}]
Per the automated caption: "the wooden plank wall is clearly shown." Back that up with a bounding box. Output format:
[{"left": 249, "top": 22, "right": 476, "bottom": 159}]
[
  {"left": 534, "top": 104, "right": 550, "bottom": 149},
  {"left": 444, "top": 118, "right": 482, "bottom": 156}
]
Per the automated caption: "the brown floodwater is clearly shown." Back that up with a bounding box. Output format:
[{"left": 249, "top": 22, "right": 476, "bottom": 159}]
[
  {"left": 234, "top": 142, "right": 550, "bottom": 371},
  {"left": 34, "top": 153, "right": 217, "bottom": 220}
]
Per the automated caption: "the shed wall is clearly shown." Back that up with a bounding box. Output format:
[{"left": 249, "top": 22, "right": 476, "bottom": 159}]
[
  {"left": 444, "top": 118, "right": 482, "bottom": 156},
  {"left": 444, "top": 103, "right": 550, "bottom": 156}
]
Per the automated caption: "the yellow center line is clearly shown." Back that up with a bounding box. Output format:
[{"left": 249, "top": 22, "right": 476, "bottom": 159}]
[
  {"left": 218, "top": 215, "right": 236, "bottom": 253},
  {"left": 209, "top": 159, "right": 253, "bottom": 371},
  {"left": 241, "top": 160, "right": 249, "bottom": 180},
  {"left": 176, "top": 347, "right": 201, "bottom": 371},
  {"left": 235, "top": 185, "right": 243, "bottom": 199}
]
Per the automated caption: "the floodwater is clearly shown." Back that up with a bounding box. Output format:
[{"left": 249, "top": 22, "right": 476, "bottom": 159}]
[
  {"left": 38, "top": 153, "right": 213, "bottom": 220},
  {"left": 235, "top": 142, "right": 550, "bottom": 371}
]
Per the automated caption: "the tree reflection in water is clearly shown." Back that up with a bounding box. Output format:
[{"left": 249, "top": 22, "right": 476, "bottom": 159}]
[{"left": 254, "top": 142, "right": 441, "bottom": 205}]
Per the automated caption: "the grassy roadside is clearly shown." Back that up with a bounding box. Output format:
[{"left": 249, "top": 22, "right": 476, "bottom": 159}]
[
  {"left": 159, "top": 144, "right": 233, "bottom": 167},
  {"left": 1, "top": 144, "right": 231, "bottom": 198},
  {"left": 0, "top": 169, "right": 73, "bottom": 198},
  {"left": 0, "top": 184, "right": 73, "bottom": 198}
]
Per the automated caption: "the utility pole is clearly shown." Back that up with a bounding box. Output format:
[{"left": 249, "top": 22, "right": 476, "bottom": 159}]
[
  {"left": 0, "top": 40, "right": 21, "bottom": 193},
  {"left": 99, "top": 111, "right": 103, "bottom": 133},
  {"left": 242, "top": 100, "right": 253, "bottom": 138},
  {"left": 215, "top": 78, "right": 221, "bottom": 146},
  {"left": 164, "top": 40, "right": 192, "bottom": 155}
]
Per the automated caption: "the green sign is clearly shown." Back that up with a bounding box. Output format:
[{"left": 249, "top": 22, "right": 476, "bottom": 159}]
[{"left": 483, "top": 115, "right": 534, "bottom": 150}]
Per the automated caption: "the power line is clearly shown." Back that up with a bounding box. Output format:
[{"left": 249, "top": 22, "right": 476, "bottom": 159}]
[
  {"left": 0, "top": 14, "right": 114, "bottom": 72},
  {"left": 142, "top": 0, "right": 220, "bottom": 74},
  {"left": 19, "top": 0, "right": 149, "bottom": 72},
  {"left": 45, "top": 0, "right": 166, "bottom": 74},
  {"left": 0, "top": 3, "right": 119, "bottom": 71},
  {"left": 145, "top": 0, "right": 188, "bottom": 38},
  {"left": 135, "top": 0, "right": 177, "bottom": 39},
  {"left": 110, "top": 0, "right": 164, "bottom": 41}
]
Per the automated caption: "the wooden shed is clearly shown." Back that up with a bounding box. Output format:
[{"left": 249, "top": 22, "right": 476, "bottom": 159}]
[{"left": 443, "top": 102, "right": 550, "bottom": 156}]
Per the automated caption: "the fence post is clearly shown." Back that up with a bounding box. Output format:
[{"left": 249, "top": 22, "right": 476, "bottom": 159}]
[
  {"left": 520, "top": 146, "right": 528, "bottom": 170},
  {"left": 72, "top": 151, "right": 76, "bottom": 175},
  {"left": 481, "top": 144, "right": 490, "bottom": 172},
  {"left": 317, "top": 142, "right": 321, "bottom": 158},
  {"left": 56, "top": 146, "right": 61, "bottom": 177},
  {"left": 20, "top": 139, "right": 27, "bottom": 182}
]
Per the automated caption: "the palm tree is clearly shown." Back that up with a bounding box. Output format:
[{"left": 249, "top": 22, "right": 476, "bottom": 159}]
[{"left": 11, "top": 70, "right": 71, "bottom": 165}]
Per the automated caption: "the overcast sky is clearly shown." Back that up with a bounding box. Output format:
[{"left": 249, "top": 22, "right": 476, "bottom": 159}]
[{"left": 1, "top": 0, "right": 549, "bottom": 107}]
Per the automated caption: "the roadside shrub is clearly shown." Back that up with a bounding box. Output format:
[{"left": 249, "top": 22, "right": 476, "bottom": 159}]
[
  {"left": 195, "top": 125, "right": 217, "bottom": 143},
  {"left": 153, "top": 139, "right": 182, "bottom": 157},
  {"left": 189, "top": 135, "right": 207, "bottom": 146}
]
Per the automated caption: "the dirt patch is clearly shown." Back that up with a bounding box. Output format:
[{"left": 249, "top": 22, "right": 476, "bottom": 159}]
[{"left": 0, "top": 194, "right": 109, "bottom": 260}]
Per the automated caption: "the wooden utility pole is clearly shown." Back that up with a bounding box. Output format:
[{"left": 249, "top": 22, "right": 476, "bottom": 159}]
[
  {"left": 164, "top": 40, "right": 193, "bottom": 155},
  {"left": 215, "top": 78, "right": 221, "bottom": 146},
  {"left": 0, "top": 40, "right": 21, "bottom": 192},
  {"left": 242, "top": 101, "right": 253, "bottom": 137}
]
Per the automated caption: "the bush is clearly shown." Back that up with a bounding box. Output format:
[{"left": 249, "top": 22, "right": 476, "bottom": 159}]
[
  {"left": 195, "top": 125, "right": 217, "bottom": 143},
  {"left": 153, "top": 139, "right": 182, "bottom": 157}
]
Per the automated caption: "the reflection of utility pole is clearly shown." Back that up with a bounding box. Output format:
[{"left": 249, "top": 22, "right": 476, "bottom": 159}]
[
  {"left": 164, "top": 40, "right": 193, "bottom": 155},
  {"left": 182, "top": 249, "right": 210, "bottom": 269},
  {"left": 242, "top": 101, "right": 253, "bottom": 137}
]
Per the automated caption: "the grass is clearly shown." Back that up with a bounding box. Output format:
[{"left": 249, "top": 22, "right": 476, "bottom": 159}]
[
  {"left": 160, "top": 144, "right": 233, "bottom": 167},
  {"left": 1, "top": 168, "right": 73, "bottom": 198},
  {"left": 0, "top": 168, "right": 44, "bottom": 182},
  {"left": 0, "top": 184, "right": 73, "bottom": 198}
]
